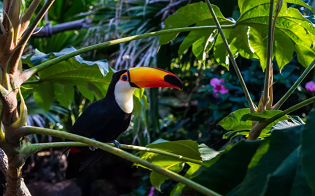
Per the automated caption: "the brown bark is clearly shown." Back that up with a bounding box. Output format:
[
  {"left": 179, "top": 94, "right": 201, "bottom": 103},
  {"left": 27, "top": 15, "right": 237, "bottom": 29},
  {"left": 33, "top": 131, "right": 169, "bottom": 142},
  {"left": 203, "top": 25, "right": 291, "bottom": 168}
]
[{"left": 0, "top": 149, "right": 30, "bottom": 196}]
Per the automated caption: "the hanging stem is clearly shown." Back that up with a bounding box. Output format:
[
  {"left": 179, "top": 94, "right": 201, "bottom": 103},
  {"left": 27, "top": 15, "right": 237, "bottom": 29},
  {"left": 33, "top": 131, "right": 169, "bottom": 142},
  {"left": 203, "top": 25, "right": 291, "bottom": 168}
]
[{"left": 204, "top": 0, "right": 256, "bottom": 112}]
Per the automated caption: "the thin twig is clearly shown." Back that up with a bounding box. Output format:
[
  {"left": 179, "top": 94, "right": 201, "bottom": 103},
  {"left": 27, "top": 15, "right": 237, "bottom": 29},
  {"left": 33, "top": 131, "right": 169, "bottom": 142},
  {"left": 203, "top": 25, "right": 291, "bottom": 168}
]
[{"left": 204, "top": 0, "right": 256, "bottom": 112}]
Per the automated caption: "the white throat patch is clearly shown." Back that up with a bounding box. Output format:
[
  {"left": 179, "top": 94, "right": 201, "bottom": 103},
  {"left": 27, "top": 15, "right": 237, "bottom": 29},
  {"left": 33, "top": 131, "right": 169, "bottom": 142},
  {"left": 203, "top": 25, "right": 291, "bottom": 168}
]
[{"left": 114, "top": 80, "right": 136, "bottom": 114}]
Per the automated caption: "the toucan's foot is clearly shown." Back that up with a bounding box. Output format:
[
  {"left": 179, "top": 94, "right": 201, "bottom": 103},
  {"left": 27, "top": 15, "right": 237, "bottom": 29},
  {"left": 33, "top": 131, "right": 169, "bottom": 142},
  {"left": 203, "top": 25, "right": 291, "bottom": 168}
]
[
  {"left": 89, "top": 138, "right": 98, "bottom": 151},
  {"left": 110, "top": 140, "right": 121, "bottom": 148}
]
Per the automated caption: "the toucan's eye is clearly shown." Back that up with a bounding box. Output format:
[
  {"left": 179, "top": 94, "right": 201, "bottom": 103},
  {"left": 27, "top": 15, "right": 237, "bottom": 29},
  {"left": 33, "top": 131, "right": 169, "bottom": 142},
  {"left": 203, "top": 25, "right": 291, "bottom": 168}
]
[{"left": 122, "top": 75, "right": 128, "bottom": 81}]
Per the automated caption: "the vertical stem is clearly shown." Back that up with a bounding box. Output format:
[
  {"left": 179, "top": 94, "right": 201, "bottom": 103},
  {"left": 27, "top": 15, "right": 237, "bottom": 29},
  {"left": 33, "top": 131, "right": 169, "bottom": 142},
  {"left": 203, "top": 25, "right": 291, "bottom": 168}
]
[
  {"left": 262, "top": 0, "right": 275, "bottom": 111},
  {"left": 204, "top": 0, "right": 256, "bottom": 112}
]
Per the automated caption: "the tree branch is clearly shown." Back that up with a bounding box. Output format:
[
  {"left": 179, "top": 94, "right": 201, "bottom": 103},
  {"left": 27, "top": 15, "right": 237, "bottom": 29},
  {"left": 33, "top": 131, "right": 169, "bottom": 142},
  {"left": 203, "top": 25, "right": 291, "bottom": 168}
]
[
  {"left": 19, "top": 24, "right": 235, "bottom": 86},
  {"left": 21, "top": 142, "right": 204, "bottom": 165},
  {"left": 0, "top": 149, "right": 30, "bottom": 196},
  {"left": 204, "top": 0, "right": 256, "bottom": 113},
  {"left": 31, "top": 18, "right": 93, "bottom": 38},
  {"left": 16, "top": 126, "right": 221, "bottom": 196}
]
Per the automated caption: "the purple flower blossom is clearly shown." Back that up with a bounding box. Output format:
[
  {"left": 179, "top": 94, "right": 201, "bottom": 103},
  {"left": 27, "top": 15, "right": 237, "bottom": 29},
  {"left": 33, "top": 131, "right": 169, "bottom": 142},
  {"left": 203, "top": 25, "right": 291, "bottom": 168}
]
[
  {"left": 210, "top": 78, "right": 229, "bottom": 98},
  {"left": 306, "top": 81, "right": 315, "bottom": 92},
  {"left": 148, "top": 186, "right": 155, "bottom": 196}
]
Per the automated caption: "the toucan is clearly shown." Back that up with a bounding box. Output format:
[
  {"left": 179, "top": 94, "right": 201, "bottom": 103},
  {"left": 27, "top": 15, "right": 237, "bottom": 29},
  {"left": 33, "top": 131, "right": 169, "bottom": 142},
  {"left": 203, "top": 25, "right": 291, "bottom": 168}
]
[{"left": 66, "top": 67, "right": 182, "bottom": 178}]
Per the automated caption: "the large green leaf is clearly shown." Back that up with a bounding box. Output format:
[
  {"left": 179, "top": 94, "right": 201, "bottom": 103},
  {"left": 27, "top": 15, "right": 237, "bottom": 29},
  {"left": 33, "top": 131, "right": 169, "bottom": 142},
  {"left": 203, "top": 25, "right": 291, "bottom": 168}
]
[
  {"left": 135, "top": 139, "right": 202, "bottom": 191},
  {"left": 301, "top": 109, "right": 315, "bottom": 194},
  {"left": 238, "top": 127, "right": 302, "bottom": 196},
  {"left": 161, "top": 0, "right": 315, "bottom": 70},
  {"left": 262, "top": 147, "right": 299, "bottom": 196},
  {"left": 219, "top": 108, "right": 291, "bottom": 140},
  {"left": 217, "top": 108, "right": 252, "bottom": 131},
  {"left": 241, "top": 110, "right": 287, "bottom": 122},
  {"left": 53, "top": 83, "right": 74, "bottom": 108},
  {"left": 193, "top": 140, "right": 262, "bottom": 195},
  {"left": 170, "top": 144, "right": 219, "bottom": 195},
  {"left": 22, "top": 46, "right": 114, "bottom": 110},
  {"left": 33, "top": 82, "right": 54, "bottom": 111},
  {"left": 159, "top": 2, "right": 234, "bottom": 46},
  {"left": 290, "top": 161, "right": 313, "bottom": 196}
]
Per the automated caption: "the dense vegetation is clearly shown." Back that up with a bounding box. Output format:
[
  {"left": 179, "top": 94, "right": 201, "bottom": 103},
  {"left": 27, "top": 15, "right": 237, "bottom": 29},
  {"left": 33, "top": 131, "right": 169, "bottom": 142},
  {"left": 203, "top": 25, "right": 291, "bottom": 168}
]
[{"left": 1, "top": 0, "right": 315, "bottom": 195}]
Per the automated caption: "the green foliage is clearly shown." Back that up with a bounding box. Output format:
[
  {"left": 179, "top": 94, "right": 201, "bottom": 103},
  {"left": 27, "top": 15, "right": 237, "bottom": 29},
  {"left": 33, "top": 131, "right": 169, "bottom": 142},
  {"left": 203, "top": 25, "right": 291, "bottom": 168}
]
[
  {"left": 194, "top": 140, "right": 262, "bottom": 195},
  {"left": 241, "top": 110, "right": 287, "bottom": 122},
  {"left": 176, "top": 110, "right": 315, "bottom": 196},
  {"left": 135, "top": 139, "right": 214, "bottom": 192},
  {"left": 217, "top": 108, "right": 252, "bottom": 131},
  {"left": 301, "top": 109, "right": 315, "bottom": 194},
  {"left": 218, "top": 108, "right": 289, "bottom": 139},
  {"left": 47, "top": 0, "right": 97, "bottom": 22},
  {"left": 22, "top": 46, "right": 114, "bottom": 110},
  {"left": 160, "top": 0, "right": 315, "bottom": 70}
]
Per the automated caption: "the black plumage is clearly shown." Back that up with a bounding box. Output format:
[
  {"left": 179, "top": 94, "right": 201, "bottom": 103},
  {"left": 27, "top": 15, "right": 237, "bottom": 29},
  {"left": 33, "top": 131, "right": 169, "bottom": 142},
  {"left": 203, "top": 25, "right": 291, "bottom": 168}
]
[
  {"left": 65, "top": 67, "right": 183, "bottom": 178},
  {"left": 66, "top": 70, "right": 131, "bottom": 178}
]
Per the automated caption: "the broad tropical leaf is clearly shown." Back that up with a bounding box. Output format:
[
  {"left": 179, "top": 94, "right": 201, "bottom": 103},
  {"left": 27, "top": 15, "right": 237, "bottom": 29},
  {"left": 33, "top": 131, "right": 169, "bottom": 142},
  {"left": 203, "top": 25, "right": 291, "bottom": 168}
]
[
  {"left": 160, "top": 0, "right": 315, "bottom": 70},
  {"left": 301, "top": 109, "right": 315, "bottom": 194},
  {"left": 135, "top": 139, "right": 204, "bottom": 191},
  {"left": 22, "top": 46, "right": 114, "bottom": 110}
]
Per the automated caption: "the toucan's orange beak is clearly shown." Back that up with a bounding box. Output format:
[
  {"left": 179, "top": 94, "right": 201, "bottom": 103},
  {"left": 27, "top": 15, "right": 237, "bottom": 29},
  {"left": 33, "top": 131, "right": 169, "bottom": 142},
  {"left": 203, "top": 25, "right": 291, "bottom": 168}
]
[{"left": 128, "top": 67, "right": 183, "bottom": 90}]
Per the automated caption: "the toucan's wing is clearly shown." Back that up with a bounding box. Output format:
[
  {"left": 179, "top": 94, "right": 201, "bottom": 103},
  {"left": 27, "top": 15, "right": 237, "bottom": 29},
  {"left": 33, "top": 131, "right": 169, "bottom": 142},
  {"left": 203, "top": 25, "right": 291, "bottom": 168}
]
[
  {"left": 70, "top": 98, "right": 131, "bottom": 142},
  {"left": 70, "top": 99, "right": 112, "bottom": 139}
]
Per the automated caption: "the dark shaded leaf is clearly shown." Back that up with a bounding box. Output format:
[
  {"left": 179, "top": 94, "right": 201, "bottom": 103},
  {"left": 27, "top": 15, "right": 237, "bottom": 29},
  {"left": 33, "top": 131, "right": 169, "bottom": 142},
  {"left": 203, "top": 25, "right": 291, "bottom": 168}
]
[
  {"left": 301, "top": 109, "right": 315, "bottom": 194},
  {"left": 238, "top": 126, "right": 302, "bottom": 196},
  {"left": 262, "top": 147, "right": 299, "bottom": 196},
  {"left": 193, "top": 140, "right": 261, "bottom": 195}
]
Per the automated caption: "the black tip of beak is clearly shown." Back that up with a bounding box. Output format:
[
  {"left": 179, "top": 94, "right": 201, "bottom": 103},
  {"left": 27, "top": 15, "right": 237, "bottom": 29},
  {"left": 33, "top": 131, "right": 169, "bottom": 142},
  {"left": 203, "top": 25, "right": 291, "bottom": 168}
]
[{"left": 164, "top": 74, "right": 183, "bottom": 90}]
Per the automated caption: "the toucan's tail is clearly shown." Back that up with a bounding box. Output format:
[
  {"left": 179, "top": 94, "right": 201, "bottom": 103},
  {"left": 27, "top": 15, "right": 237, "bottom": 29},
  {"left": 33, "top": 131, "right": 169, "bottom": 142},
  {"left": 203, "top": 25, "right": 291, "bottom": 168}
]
[{"left": 66, "top": 148, "right": 105, "bottom": 179}]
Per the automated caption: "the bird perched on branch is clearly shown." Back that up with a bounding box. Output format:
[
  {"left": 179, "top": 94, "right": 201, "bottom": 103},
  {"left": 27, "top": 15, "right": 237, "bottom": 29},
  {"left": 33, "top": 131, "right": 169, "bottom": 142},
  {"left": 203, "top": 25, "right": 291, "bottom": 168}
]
[{"left": 66, "top": 67, "right": 182, "bottom": 178}]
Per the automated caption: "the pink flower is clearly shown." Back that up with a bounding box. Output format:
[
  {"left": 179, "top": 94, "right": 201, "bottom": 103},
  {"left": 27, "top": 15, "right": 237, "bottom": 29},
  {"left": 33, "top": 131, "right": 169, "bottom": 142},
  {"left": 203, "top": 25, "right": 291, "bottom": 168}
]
[
  {"left": 148, "top": 186, "right": 155, "bottom": 196},
  {"left": 210, "top": 78, "right": 229, "bottom": 98},
  {"left": 306, "top": 81, "right": 315, "bottom": 91}
]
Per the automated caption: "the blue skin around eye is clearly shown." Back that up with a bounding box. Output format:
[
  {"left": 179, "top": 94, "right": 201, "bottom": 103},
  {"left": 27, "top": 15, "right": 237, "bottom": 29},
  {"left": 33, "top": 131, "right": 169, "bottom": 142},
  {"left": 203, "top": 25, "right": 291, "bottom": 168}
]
[{"left": 122, "top": 75, "right": 127, "bottom": 81}]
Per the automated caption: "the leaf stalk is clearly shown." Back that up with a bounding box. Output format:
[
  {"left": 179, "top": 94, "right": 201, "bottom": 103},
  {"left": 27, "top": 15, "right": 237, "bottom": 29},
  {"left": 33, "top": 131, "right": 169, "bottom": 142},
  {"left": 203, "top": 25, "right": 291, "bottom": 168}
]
[{"left": 204, "top": 0, "right": 256, "bottom": 112}]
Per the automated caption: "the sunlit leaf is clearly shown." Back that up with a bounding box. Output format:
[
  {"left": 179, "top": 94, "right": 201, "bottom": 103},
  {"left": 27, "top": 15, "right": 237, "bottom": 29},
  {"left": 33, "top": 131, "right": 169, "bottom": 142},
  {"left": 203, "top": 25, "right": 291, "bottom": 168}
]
[{"left": 135, "top": 140, "right": 202, "bottom": 192}]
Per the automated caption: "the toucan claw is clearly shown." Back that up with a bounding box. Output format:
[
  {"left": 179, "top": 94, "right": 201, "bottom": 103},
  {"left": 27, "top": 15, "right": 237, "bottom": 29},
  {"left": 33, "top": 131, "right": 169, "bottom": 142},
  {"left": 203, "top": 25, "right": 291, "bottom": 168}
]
[
  {"left": 110, "top": 140, "right": 121, "bottom": 148},
  {"left": 89, "top": 138, "right": 98, "bottom": 151}
]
